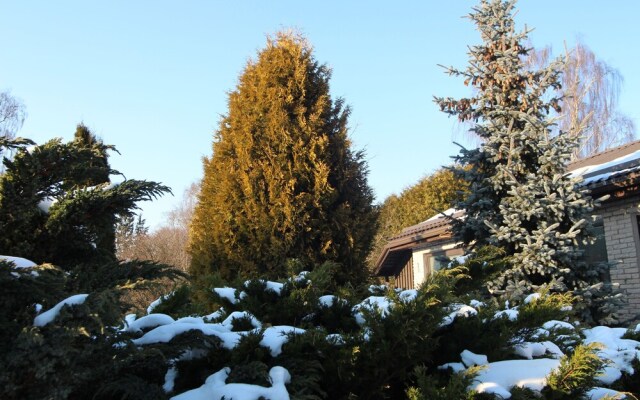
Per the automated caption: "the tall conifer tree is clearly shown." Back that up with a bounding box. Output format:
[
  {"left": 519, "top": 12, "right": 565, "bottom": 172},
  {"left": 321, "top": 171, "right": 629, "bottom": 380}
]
[
  {"left": 0, "top": 124, "right": 169, "bottom": 267},
  {"left": 190, "top": 32, "right": 376, "bottom": 285},
  {"left": 435, "top": 0, "right": 617, "bottom": 322}
]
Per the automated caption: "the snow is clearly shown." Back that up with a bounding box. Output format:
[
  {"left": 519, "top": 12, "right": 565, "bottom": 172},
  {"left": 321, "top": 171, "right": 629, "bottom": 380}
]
[
  {"left": 122, "top": 314, "right": 176, "bottom": 333},
  {"left": 170, "top": 366, "right": 291, "bottom": 400},
  {"left": 131, "top": 320, "right": 241, "bottom": 348},
  {"left": 471, "top": 358, "right": 560, "bottom": 398},
  {"left": 265, "top": 281, "right": 284, "bottom": 295},
  {"left": 1, "top": 255, "right": 37, "bottom": 268},
  {"left": 293, "top": 271, "right": 310, "bottom": 283},
  {"left": 398, "top": 289, "right": 418, "bottom": 302},
  {"left": 437, "top": 362, "right": 466, "bottom": 373},
  {"left": 352, "top": 296, "right": 393, "bottom": 325},
  {"left": 440, "top": 304, "right": 478, "bottom": 327},
  {"left": 213, "top": 287, "right": 243, "bottom": 304},
  {"left": 34, "top": 294, "right": 89, "bottom": 327},
  {"left": 326, "top": 334, "right": 345, "bottom": 345},
  {"left": 26, "top": 273, "right": 639, "bottom": 398},
  {"left": 514, "top": 341, "right": 564, "bottom": 360},
  {"left": 175, "top": 316, "right": 205, "bottom": 325},
  {"left": 318, "top": 295, "right": 339, "bottom": 307},
  {"left": 493, "top": 308, "right": 519, "bottom": 321},
  {"left": 244, "top": 279, "right": 285, "bottom": 295},
  {"left": 543, "top": 320, "right": 575, "bottom": 331},
  {"left": 524, "top": 293, "right": 541, "bottom": 304},
  {"left": 582, "top": 325, "right": 640, "bottom": 384},
  {"left": 571, "top": 149, "right": 640, "bottom": 182},
  {"left": 368, "top": 284, "right": 387, "bottom": 294},
  {"left": 424, "top": 208, "right": 460, "bottom": 222},
  {"left": 164, "top": 366, "right": 178, "bottom": 393},
  {"left": 260, "top": 326, "right": 305, "bottom": 357},
  {"left": 204, "top": 308, "right": 226, "bottom": 321},
  {"left": 469, "top": 299, "right": 485, "bottom": 308},
  {"left": 221, "top": 311, "right": 262, "bottom": 330},
  {"left": 587, "top": 387, "right": 627, "bottom": 399},
  {"left": 147, "top": 293, "right": 172, "bottom": 314},
  {"left": 460, "top": 349, "right": 488, "bottom": 367},
  {"left": 129, "top": 314, "right": 303, "bottom": 360}
]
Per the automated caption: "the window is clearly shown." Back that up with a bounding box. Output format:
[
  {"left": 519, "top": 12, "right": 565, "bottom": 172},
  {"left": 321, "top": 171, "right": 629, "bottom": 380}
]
[
  {"left": 583, "top": 218, "right": 608, "bottom": 265},
  {"left": 422, "top": 248, "right": 465, "bottom": 279}
]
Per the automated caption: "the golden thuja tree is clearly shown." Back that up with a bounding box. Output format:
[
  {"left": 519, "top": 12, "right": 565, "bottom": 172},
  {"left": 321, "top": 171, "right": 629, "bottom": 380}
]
[{"left": 190, "top": 32, "right": 376, "bottom": 286}]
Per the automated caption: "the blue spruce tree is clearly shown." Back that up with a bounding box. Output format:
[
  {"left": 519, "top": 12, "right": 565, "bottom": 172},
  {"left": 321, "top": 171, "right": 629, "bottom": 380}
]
[{"left": 435, "top": 0, "right": 620, "bottom": 323}]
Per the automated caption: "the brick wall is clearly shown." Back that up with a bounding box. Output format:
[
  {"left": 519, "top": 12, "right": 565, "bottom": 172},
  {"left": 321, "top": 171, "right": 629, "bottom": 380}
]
[{"left": 600, "top": 197, "right": 640, "bottom": 322}]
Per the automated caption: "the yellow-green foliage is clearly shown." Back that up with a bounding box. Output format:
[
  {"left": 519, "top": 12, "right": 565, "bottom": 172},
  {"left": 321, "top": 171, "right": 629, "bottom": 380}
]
[
  {"left": 369, "top": 168, "right": 465, "bottom": 268},
  {"left": 189, "top": 31, "right": 376, "bottom": 286},
  {"left": 544, "top": 343, "right": 606, "bottom": 398}
]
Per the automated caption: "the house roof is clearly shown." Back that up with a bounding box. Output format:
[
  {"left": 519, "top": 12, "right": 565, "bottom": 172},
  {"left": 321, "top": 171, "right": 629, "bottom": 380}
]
[
  {"left": 568, "top": 140, "right": 640, "bottom": 197},
  {"left": 374, "top": 209, "right": 464, "bottom": 277},
  {"left": 374, "top": 140, "right": 640, "bottom": 277}
]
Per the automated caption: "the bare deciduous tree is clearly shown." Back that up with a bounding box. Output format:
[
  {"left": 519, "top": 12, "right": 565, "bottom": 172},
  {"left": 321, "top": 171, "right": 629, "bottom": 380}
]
[
  {"left": 526, "top": 39, "right": 636, "bottom": 158},
  {"left": 116, "top": 182, "right": 200, "bottom": 273},
  {"left": 0, "top": 90, "right": 27, "bottom": 140}
]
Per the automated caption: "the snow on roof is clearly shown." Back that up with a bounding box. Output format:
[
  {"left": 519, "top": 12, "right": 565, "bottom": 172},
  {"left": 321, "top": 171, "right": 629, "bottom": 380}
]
[
  {"left": 423, "top": 208, "right": 460, "bottom": 223},
  {"left": 570, "top": 146, "right": 640, "bottom": 186},
  {"left": 571, "top": 149, "right": 640, "bottom": 178}
]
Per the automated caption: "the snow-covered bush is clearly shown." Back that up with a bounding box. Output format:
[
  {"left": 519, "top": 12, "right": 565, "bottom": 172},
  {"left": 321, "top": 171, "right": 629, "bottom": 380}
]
[
  {"left": 106, "top": 267, "right": 637, "bottom": 399},
  {"left": 0, "top": 131, "right": 182, "bottom": 399}
]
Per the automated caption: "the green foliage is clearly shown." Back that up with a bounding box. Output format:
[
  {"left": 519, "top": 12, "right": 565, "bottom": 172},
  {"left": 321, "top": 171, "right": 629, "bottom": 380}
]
[
  {"left": 341, "top": 268, "right": 462, "bottom": 399},
  {"left": 448, "top": 245, "right": 510, "bottom": 297},
  {"left": 151, "top": 284, "right": 204, "bottom": 317},
  {"left": 406, "top": 365, "right": 481, "bottom": 400},
  {"left": 433, "top": 291, "right": 575, "bottom": 368},
  {"left": 508, "top": 387, "right": 542, "bottom": 400},
  {"left": 0, "top": 287, "right": 168, "bottom": 400},
  {"left": 189, "top": 31, "right": 377, "bottom": 287},
  {"left": 0, "top": 135, "right": 34, "bottom": 155},
  {"left": 0, "top": 126, "right": 181, "bottom": 399},
  {"left": 369, "top": 168, "right": 466, "bottom": 268},
  {"left": 544, "top": 343, "right": 606, "bottom": 398},
  {"left": 0, "top": 125, "right": 170, "bottom": 267},
  {"left": 517, "top": 292, "right": 574, "bottom": 329}
]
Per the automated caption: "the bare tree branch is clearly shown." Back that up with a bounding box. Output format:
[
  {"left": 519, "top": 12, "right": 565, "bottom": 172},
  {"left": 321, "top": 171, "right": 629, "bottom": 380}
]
[{"left": 527, "top": 39, "right": 636, "bottom": 159}]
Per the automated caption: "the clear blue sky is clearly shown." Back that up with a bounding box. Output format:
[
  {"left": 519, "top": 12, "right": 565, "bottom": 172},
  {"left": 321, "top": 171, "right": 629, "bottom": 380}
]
[{"left": 2, "top": 1, "right": 639, "bottom": 229}]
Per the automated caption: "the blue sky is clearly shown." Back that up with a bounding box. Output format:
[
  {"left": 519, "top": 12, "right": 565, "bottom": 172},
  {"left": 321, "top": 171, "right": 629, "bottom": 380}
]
[{"left": 2, "top": 1, "right": 639, "bottom": 229}]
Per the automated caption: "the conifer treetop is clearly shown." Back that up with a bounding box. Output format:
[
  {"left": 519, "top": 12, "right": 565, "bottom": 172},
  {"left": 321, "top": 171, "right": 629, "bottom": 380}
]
[{"left": 190, "top": 31, "right": 376, "bottom": 286}]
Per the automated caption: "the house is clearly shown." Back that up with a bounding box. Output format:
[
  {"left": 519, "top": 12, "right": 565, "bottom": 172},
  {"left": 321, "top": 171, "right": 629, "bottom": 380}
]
[{"left": 374, "top": 140, "right": 640, "bottom": 321}]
